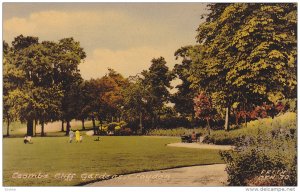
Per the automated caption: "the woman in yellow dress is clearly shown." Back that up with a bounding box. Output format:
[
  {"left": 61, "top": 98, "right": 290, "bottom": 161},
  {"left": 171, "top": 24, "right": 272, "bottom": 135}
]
[{"left": 75, "top": 130, "right": 80, "bottom": 143}]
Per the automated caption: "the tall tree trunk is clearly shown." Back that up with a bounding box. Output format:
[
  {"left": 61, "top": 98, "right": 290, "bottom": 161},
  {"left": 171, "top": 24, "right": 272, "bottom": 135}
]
[
  {"left": 34, "top": 119, "right": 37, "bottom": 136},
  {"left": 157, "top": 115, "right": 161, "bottom": 128},
  {"left": 235, "top": 110, "right": 239, "bottom": 126},
  {"left": 244, "top": 101, "right": 247, "bottom": 128},
  {"left": 61, "top": 120, "right": 65, "bottom": 132},
  {"left": 206, "top": 118, "right": 211, "bottom": 135},
  {"left": 92, "top": 117, "right": 96, "bottom": 135},
  {"left": 6, "top": 117, "right": 10, "bottom": 137},
  {"left": 152, "top": 116, "right": 155, "bottom": 129},
  {"left": 81, "top": 119, "right": 85, "bottom": 130},
  {"left": 224, "top": 106, "right": 230, "bottom": 131},
  {"left": 66, "top": 121, "right": 71, "bottom": 135},
  {"left": 27, "top": 119, "right": 34, "bottom": 136},
  {"left": 191, "top": 113, "right": 195, "bottom": 128},
  {"left": 99, "top": 119, "right": 103, "bottom": 131},
  {"left": 139, "top": 112, "right": 143, "bottom": 133},
  {"left": 41, "top": 121, "right": 45, "bottom": 137}
]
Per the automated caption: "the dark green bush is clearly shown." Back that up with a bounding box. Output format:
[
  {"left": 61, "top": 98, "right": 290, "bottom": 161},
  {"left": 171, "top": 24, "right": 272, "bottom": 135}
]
[
  {"left": 203, "top": 132, "right": 239, "bottom": 145},
  {"left": 147, "top": 127, "right": 208, "bottom": 137},
  {"left": 220, "top": 126, "right": 297, "bottom": 186},
  {"left": 119, "top": 128, "right": 132, "bottom": 136},
  {"left": 107, "top": 122, "right": 119, "bottom": 131}
]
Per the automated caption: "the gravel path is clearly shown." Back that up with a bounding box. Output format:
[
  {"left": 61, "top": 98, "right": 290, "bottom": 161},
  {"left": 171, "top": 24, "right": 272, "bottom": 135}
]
[{"left": 86, "top": 164, "right": 228, "bottom": 186}]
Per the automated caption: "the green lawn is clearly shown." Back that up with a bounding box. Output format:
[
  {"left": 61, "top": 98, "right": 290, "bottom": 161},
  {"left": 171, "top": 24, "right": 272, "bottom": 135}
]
[{"left": 3, "top": 136, "right": 224, "bottom": 186}]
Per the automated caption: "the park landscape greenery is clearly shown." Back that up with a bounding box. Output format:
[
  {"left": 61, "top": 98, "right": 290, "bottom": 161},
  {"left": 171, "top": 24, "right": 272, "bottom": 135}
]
[{"left": 3, "top": 3, "right": 297, "bottom": 186}]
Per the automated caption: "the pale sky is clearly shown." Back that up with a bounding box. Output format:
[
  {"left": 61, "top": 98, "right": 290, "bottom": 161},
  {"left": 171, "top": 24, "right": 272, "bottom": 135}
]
[{"left": 3, "top": 3, "right": 209, "bottom": 80}]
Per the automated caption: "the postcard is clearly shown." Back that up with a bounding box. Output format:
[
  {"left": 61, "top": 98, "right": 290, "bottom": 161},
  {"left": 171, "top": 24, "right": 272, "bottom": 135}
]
[{"left": 2, "top": 2, "right": 297, "bottom": 190}]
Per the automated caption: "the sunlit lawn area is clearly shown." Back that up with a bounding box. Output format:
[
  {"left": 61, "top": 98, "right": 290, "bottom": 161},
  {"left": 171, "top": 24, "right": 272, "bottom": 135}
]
[
  {"left": 3, "top": 136, "right": 224, "bottom": 186},
  {"left": 2, "top": 120, "right": 97, "bottom": 137}
]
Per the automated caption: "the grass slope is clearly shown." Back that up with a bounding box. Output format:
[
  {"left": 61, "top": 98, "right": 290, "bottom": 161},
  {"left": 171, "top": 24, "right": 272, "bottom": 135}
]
[{"left": 204, "top": 112, "right": 297, "bottom": 145}]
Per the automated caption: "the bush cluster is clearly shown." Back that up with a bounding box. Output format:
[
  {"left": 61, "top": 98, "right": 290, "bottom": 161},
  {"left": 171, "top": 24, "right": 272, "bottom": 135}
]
[
  {"left": 147, "top": 127, "right": 208, "bottom": 137},
  {"left": 219, "top": 114, "right": 297, "bottom": 186},
  {"left": 203, "top": 112, "right": 296, "bottom": 145},
  {"left": 102, "top": 121, "right": 131, "bottom": 135}
]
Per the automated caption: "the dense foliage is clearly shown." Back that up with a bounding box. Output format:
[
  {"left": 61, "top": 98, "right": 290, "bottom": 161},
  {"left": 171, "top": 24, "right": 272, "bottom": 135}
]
[
  {"left": 220, "top": 113, "right": 296, "bottom": 185},
  {"left": 3, "top": 4, "right": 297, "bottom": 144},
  {"left": 3, "top": 35, "right": 85, "bottom": 136},
  {"left": 186, "top": 3, "right": 297, "bottom": 130},
  {"left": 203, "top": 112, "right": 296, "bottom": 145}
]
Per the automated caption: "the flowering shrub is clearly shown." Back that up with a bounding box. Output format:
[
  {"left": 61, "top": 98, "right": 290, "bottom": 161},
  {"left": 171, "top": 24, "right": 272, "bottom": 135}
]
[{"left": 119, "top": 121, "right": 127, "bottom": 128}]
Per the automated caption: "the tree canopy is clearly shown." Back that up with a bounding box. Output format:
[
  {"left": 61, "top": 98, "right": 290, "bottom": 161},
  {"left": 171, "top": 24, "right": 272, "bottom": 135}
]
[
  {"left": 3, "top": 4, "right": 297, "bottom": 136},
  {"left": 4, "top": 35, "right": 86, "bottom": 136},
  {"left": 188, "top": 3, "right": 297, "bottom": 130}
]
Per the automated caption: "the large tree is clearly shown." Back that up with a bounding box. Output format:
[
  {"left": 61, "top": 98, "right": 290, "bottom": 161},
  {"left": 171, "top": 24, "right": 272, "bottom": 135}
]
[
  {"left": 52, "top": 37, "right": 86, "bottom": 135},
  {"left": 75, "top": 80, "right": 92, "bottom": 130},
  {"left": 9, "top": 36, "right": 53, "bottom": 136},
  {"left": 79, "top": 69, "right": 128, "bottom": 135},
  {"left": 98, "top": 69, "right": 128, "bottom": 123},
  {"left": 141, "top": 57, "right": 174, "bottom": 128},
  {"left": 122, "top": 75, "right": 149, "bottom": 132},
  {"left": 3, "top": 41, "right": 26, "bottom": 136},
  {"left": 6, "top": 35, "right": 85, "bottom": 136},
  {"left": 172, "top": 46, "right": 200, "bottom": 119},
  {"left": 190, "top": 3, "right": 297, "bottom": 130}
]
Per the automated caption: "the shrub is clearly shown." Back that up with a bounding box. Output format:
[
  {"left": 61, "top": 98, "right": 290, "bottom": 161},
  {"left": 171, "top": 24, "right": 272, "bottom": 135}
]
[
  {"left": 107, "top": 122, "right": 119, "bottom": 132},
  {"left": 220, "top": 125, "right": 297, "bottom": 186},
  {"left": 101, "top": 126, "right": 108, "bottom": 131},
  {"left": 203, "top": 112, "right": 296, "bottom": 145},
  {"left": 119, "top": 121, "right": 127, "bottom": 128},
  {"left": 98, "top": 130, "right": 107, "bottom": 136},
  {"left": 105, "top": 121, "right": 130, "bottom": 135},
  {"left": 119, "top": 128, "right": 132, "bottom": 136},
  {"left": 147, "top": 127, "right": 208, "bottom": 137}
]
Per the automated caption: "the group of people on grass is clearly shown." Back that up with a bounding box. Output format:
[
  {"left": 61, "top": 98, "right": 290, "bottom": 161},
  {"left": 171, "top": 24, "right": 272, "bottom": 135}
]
[
  {"left": 69, "top": 129, "right": 83, "bottom": 143},
  {"left": 24, "top": 130, "right": 198, "bottom": 144},
  {"left": 23, "top": 129, "right": 84, "bottom": 144}
]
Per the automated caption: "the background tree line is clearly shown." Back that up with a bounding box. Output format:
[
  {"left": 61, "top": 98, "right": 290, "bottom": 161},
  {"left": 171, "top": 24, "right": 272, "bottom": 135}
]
[
  {"left": 3, "top": 3, "right": 296, "bottom": 137},
  {"left": 3, "top": 35, "right": 175, "bottom": 136}
]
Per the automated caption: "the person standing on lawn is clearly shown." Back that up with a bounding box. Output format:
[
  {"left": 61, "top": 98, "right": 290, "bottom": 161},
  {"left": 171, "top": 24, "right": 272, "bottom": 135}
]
[{"left": 69, "top": 130, "right": 74, "bottom": 143}]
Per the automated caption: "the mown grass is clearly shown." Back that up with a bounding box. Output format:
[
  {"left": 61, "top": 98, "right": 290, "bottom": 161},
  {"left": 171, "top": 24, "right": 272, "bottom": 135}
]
[{"left": 3, "top": 136, "right": 224, "bottom": 186}]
